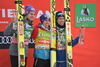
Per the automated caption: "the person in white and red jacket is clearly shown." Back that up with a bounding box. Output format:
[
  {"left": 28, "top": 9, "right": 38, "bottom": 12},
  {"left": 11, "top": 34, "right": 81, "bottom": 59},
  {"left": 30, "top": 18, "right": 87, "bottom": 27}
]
[{"left": 31, "top": 14, "right": 51, "bottom": 67}]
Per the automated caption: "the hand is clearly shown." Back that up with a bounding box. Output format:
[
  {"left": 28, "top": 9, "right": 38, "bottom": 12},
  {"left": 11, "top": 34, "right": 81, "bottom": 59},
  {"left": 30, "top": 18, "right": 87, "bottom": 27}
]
[
  {"left": 12, "top": 17, "right": 18, "bottom": 23},
  {"left": 11, "top": 11, "right": 18, "bottom": 23}
]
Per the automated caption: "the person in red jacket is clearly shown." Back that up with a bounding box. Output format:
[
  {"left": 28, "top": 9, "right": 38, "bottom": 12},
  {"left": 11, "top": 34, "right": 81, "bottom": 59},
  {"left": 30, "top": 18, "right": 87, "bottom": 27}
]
[{"left": 31, "top": 14, "right": 51, "bottom": 67}]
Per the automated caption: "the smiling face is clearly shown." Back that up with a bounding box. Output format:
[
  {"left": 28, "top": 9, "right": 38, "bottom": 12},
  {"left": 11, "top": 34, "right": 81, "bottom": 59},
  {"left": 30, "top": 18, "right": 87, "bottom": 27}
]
[
  {"left": 26, "top": 11, "right": 36, "bottom": 21},
  {"left": 42, "top": 19, "right": 51, "bottom": 29},
  {"left": 57, "top": 17, "right": 65, "bottom": 26}
]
